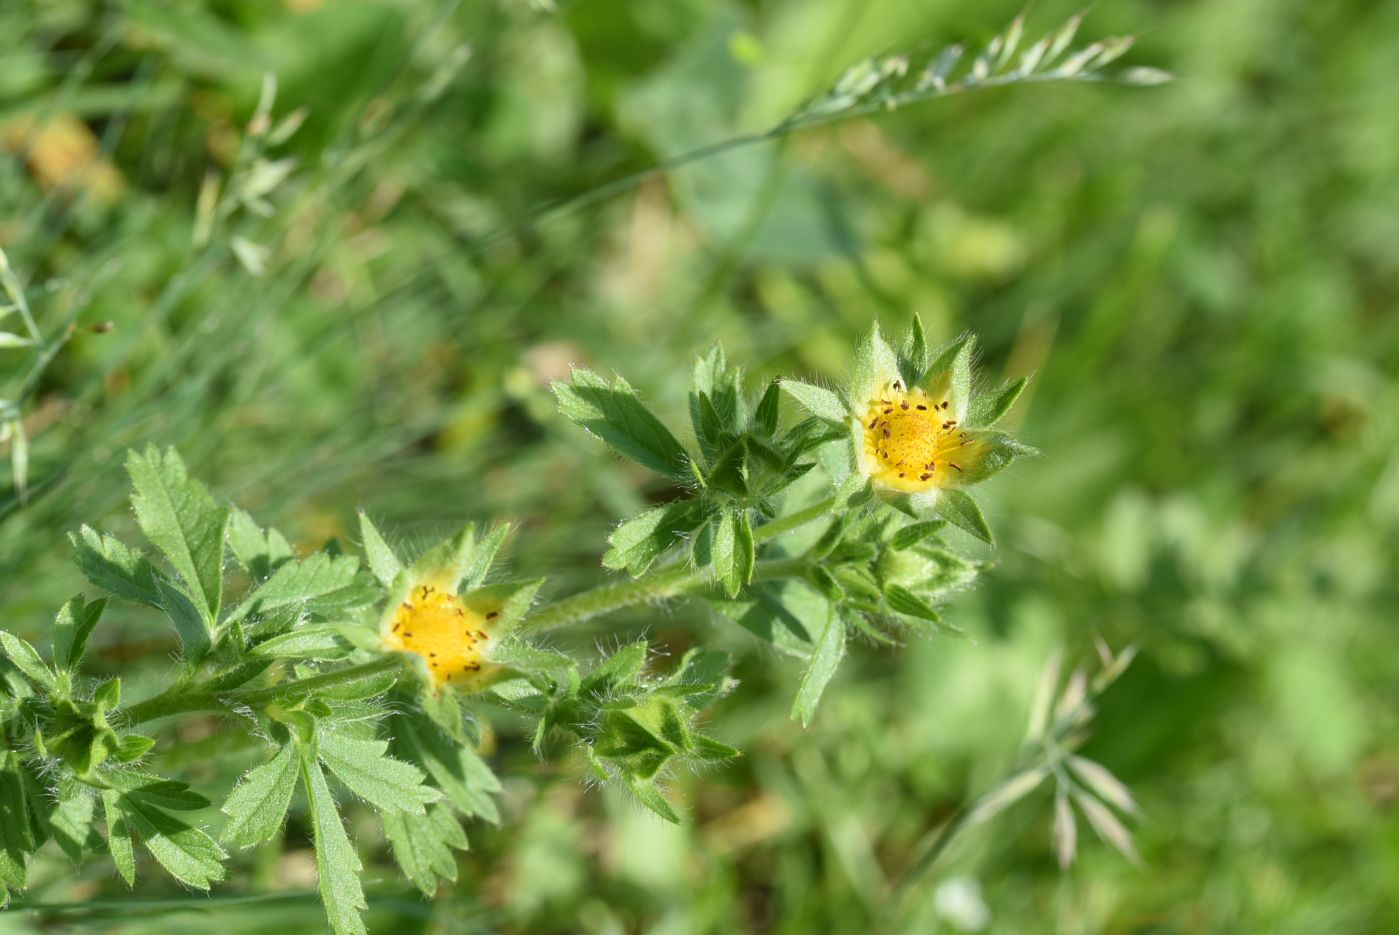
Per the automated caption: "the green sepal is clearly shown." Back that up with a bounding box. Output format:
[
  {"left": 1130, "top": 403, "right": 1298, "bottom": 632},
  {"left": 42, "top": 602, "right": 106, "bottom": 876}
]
[{"left": 935, "top": 488, "right": 994, "bottom": 544}]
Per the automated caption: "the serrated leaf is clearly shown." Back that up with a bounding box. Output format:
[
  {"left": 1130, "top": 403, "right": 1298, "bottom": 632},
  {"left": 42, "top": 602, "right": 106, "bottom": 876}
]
[
  {"left": 221, "top": 745, "right": 299, "bottom": 848},
  {"left": 227, "top": 553, "right": 370, "bottom": 627},
  {"left": 603, "top": 501, "right": 706, "bottom": 576},
  {"left": 70, "top": 526, "right": 163, "bottom": 608},
  {"left": 357, "top": 512, "right": 402, "bottom": 588},
  {"left": 227, "top": 508, "right": 293, "bottom": 581},
  {"left": 318, "top": 731, "right": 437, "bottom": 815},
  {"left": 126, "top": 447, "right": 228, "bottom": 624},
  {"left": 52, "top": 595, "right": 108, "bottom": 672},
  {"left": 712, "top": 510, "right": 755, "bottom": 598},
  {"left": 936, "top": 488, "right": 993, "bottom": 544},
  {"left": 779, "top": 379, "right": 847, "bottom": 422},
  {"left": 123, "top": 796, "right": 227, "bottom": 890},
  {"left": 250, "top": 626, "right": 353, "bottom": 661},
  {"left": 107, "top": 775, "right": 212, "bottom": 812},
  {"left": 792, "top": 611, "right": 845, "bottom": 727},
  {"left": 553, "top": 368, "right": 689, "bottom": 478},
  {"left": 382, "top": 803, "right": 467, "bottom": 897},
  {"left": 301, "top": 754, "right": 367, "bottom": 935},
  {"left": 101, "top": 790, "right": 136, "bottom": 886},
  {"left": 0, "top": 632, "right": 54, "bottom": 692},
  {"left": 395, "top": 717, "right": 500, "bottom": 823}
]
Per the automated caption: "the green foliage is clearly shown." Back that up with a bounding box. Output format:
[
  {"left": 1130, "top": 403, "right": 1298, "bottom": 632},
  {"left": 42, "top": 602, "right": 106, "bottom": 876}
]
[{"left": 7, "top": 0, "right": 1389, "bottom": 931}]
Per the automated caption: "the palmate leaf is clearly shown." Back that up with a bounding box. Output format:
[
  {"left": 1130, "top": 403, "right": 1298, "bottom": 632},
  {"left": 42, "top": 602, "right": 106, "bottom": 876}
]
[
  {"left": 51, "top": 595, "right": 108, "bottom": 671},
  {"left": 227, "top": 507, "right": 294, "bottom": 581}
]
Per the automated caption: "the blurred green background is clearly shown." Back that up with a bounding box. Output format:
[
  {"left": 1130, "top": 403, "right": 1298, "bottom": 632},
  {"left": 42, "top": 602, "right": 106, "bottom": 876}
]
[{"left": 2, "top": 0, "right": 1397, "bottom": 932}]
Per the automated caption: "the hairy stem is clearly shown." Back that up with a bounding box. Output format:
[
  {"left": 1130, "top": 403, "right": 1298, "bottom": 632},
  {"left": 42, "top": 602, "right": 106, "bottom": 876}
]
[
  {"left": 520, "top": 557, "right": 809, "bottom": 634},
  {"left": 120, "top": 656, "right": 404, "bottom": 726}
]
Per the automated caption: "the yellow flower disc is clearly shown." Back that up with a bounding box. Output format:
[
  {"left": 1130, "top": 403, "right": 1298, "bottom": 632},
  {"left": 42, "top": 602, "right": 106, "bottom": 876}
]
[
  {"left": 382, "top": 584, "right": 497, "bottom": 689},
  {"left": 861, "top": 382, "right": 978, "bottom": 494}
]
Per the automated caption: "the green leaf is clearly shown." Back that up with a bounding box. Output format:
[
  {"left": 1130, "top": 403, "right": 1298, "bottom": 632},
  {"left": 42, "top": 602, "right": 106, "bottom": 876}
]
[
  {"left": 956, "top": 431, "right": 1038, "bottom": 485},
  {"left": 318, "top": 731, "right": 437, "bottom": 816},
  {"left": 154, "top": 576, "right": 212, "bottom": 662},
  {"left": 755, "top": 380, "right": 781, "bottom": 436},
  {"left": 792, "top": 611, "right": 845, "bottom": 727},
  {"left": 0, "top": 632, "right": 53, "bottom": 692},
  {"left": 357, "top": 512, "right": 402, "bottom": 588},
  {"left": 924, "top": 335, "right": 975, "bottom": 419},
  {"left": 0, "top": 627, "right": 53, "bottom": 694},
  {"left": 779, "top": 379, "right": 847, "bottom": 422},
  {"left": 51, "top": 595, "right": 108, "bottom": 672},
  {"left": 885, "top": 585, "right": 966, "bottom": 638},
  {"left": 123, "top": 795, "right": 227, "bottom": 890},
  {"left": 381, "top": 803, "right": 468, "bottom": 898},
  {"left": 126, "top": 446, "right": 228, "bottom": 623},
  {"left": 626, "top": 774, "right": 680, "bottom": 824},
  {"left": 936, "top": 488, "right": 994, "bottom": 544},
  {"left": 101, "top": 790, "right": 136, "bottom": 886},
  {"left": 899, "top": 314, "right": 931, "bottom": 383},
  {"left": 603, "top": 501, "right": 706, "bottom": 576},
  {"left": 226, "top": 553, "right": 370, "bottom": 627},
  {"left": 845, "top": 323, "right": 901, "bottom": 407},
  {"left": 221, "top": 745, "right": 300, "bottom": 848},
  {"left": 395, "top": 716, "right": 501, "bottom": 823},
  {"left": 107, "top": 775, "right": 212, "bottom": 812},
  {"left": 712, "top": 509, "right": 755, "bottom": 598},
  {"left": 967, "top": 376, "right": 1028, "bottom": 427},
  {"left": 553, "top": 368, "right": 690, "bottom": 478},
  {"left": 250, "top": 626, "right": 353, "bottom": 661},
  {"left": 227, "top": 508, "right": 293, "bottom": 581},
  {"left": 0, "top": 762, "right": 33, "bottom": 891},
  {"left": 711, "top": 579, "right": 826, "bottom": 658},
  {"left": 70, "top": 526, "right": 163, "bottom": 608},
  {"left": 890, "top": 520, "right": 947, "bottom": 551},
  {"left": 301, "top": 753, "right": 368, "bottom": 935}
]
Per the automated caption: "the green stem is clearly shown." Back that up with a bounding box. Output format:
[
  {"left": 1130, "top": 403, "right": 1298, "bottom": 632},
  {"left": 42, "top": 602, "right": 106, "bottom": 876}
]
[
  {"left": 520, "top": 557, "right": 809, "bottom": 635},
  {"left": 753, "top": 496, "right": 836, "bottom": 543},
  {"left": 120, "top": 656, "right": 403, "bottom": 727}
]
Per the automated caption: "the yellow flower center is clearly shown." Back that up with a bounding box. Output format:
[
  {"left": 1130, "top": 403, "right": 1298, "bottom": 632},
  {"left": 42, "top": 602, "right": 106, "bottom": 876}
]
[
  {"left": 862, "top": 383, "right": 972, "bottom": 493},
  {"left": 382, "top": 584, "right": 498, "bottom": 689}
]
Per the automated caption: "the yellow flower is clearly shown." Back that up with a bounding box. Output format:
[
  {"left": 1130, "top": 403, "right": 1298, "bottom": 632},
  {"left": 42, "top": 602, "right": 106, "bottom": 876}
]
[
  {"left": 380, "top": 579, "right": 503, "bottom": 692},
  {"left": 366, "top": 520, "right": 540, "bottom": 694},
  {"left": 783, "top": 319, "right": 1034, "bottom": 540},
  {"left": 857, "top": 378, "right": 991, "bottom": 495}
]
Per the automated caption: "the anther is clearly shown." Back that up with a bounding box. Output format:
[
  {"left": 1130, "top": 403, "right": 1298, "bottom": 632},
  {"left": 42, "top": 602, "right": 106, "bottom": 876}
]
[
  {"left": 901, "top": 401, "right": 910, "bottom": 410},
  {"left": 883, "top": 428, "right": 891, "bottom": 438},
  {"left": 916, "top": 404, "right": 927, "bottom": 410},
  {"left": 920, "top": 473, "right": 932, "bottom": 480},
  {"left": 949, "top": 462, "right": 963, "bottom": 472}
]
